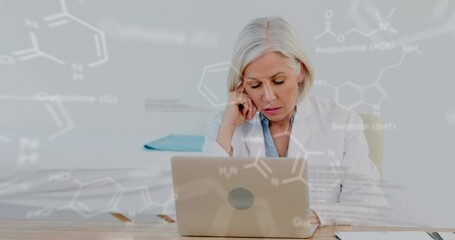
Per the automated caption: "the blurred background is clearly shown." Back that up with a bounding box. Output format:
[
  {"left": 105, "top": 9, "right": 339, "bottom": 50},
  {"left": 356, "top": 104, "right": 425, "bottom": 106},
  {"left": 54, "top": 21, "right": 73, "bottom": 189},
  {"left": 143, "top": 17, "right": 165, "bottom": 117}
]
[{"left": 1, "top": 0, "right": 454, "bottom": 227}]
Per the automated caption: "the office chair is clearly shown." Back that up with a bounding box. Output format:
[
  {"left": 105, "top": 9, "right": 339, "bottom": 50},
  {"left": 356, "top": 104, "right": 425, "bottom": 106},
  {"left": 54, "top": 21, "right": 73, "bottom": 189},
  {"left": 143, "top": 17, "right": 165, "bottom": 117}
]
[{"left": 359, "top": 113, "right": 384, "bottom": 175}]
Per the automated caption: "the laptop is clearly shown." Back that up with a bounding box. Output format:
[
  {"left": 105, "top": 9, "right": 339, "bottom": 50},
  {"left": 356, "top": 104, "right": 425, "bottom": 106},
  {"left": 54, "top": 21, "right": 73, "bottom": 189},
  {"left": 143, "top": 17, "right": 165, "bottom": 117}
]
[{"left": 171, "top": 156, "right": 319, "bottom": 238}]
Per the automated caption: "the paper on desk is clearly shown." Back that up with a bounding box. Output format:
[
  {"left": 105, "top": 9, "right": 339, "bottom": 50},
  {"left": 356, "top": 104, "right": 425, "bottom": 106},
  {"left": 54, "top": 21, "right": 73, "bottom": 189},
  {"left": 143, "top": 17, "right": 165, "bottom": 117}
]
[
  {"left": 439, "top": 232, "right": 455, "bottom": 240},
  {"left": 144, "top": 134, "right": 204, "bottom": 152},
  {"left": 335, "top": 231, "right": 432, "bottom": 240}
]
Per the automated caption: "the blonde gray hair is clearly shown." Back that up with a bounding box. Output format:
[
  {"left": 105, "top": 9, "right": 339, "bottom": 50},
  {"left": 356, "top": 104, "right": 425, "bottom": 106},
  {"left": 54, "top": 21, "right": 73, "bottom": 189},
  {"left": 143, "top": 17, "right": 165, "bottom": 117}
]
[{"left": 227, "top": 16, "right": 314, "bottom": 103}]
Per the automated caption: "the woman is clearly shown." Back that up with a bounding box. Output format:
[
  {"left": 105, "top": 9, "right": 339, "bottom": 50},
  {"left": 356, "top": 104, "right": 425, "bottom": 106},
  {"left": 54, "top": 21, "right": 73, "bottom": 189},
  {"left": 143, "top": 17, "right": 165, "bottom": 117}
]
[{"left": 202, "top": 16, "right": 388, "bottom": 226}]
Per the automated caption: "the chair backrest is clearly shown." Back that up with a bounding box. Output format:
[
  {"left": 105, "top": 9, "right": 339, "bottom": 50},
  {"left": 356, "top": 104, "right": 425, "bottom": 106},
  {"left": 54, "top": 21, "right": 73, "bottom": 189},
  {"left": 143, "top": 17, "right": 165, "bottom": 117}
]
[{"left": 359, "top": 114, "right": 383, "bottom": 175}]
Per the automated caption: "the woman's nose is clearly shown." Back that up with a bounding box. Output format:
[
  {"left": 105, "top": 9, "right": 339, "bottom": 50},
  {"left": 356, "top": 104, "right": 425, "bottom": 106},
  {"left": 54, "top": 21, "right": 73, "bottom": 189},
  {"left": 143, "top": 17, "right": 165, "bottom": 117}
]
[{"left": 262, "top": 83, "right": 277, "bottom": 102}]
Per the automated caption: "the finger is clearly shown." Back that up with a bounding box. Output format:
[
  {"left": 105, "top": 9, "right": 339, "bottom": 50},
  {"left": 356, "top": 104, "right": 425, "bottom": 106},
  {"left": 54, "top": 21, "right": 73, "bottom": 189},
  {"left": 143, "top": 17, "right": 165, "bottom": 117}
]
[
  {"left": 241, "top": 104, "right": 249, "bottom": 117},
  {"left": 235, "top": 94, "right": 244, "bottom": 113},
  {"left": 235, "top": 81, "right": 244, "bottom": 93},
  {"left": 244, "top": 99, "right": 250, "bottom": 120},
  {"left": 237, "top": 103, "right": 244, "bottom": 112},
  {"left": 239, "top": 93, "right": 250, "bottom": 105},
  {"left": 239, "top": 95, "right": 251, "bottom": 120},
  {"left": 228, "top": 92, "right": 239, "bottom": 106},
  {"left": 236, "top": 94, "right": 245, "bottom": 107},
  {"left": 240, "top": 95, "right": 249, "bottom": 117}
]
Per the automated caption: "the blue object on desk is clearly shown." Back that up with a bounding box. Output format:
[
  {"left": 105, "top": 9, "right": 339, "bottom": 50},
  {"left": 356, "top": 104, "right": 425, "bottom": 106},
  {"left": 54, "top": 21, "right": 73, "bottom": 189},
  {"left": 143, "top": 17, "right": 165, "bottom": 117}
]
[{"left": 144, "top": 134, "right": 204, "bottom": 152}]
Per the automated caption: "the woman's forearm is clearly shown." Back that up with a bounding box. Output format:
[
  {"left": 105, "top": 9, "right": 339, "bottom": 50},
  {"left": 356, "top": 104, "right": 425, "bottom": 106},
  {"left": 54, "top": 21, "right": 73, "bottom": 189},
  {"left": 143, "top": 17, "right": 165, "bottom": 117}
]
[{"left": 216, "top": 123, "right": 236, "bottom": 156}]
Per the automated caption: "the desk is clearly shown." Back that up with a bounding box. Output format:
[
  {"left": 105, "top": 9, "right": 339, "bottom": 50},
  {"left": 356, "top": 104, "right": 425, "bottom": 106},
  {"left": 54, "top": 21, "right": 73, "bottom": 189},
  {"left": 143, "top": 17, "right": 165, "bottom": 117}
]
[
  {"left": 0, "top": 148, "right": 198, "bottom": 217},
  {"left": 0, "top": 220, "right": 454, "bottom": 240}
]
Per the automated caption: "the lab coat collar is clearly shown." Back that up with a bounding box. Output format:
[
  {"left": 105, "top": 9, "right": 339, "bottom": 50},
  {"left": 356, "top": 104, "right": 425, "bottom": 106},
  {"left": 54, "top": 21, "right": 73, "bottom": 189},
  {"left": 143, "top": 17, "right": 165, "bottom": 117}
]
[
  {"left": 288, "top": 96, "right": 314, "bottom": 157},
  {"left": 244, "top": 113, "right": 266, "bottom": 157},
  {"left": 244, "top": 96, "right": 314, "bottom": 158}
]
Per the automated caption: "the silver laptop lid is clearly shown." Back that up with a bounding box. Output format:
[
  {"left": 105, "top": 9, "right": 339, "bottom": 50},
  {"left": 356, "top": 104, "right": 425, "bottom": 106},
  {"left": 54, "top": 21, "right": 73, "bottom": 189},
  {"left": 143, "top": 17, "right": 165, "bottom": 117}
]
[{"left": 171, "top": 156, "right": 318, "bottom": 238}]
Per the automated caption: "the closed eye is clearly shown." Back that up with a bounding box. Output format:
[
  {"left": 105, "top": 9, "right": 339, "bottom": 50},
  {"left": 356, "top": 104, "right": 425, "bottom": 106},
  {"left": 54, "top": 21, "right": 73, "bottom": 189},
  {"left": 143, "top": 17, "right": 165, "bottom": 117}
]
[
  {"left": 250, "top": 83, "right": 261, "bottom": 89},
  {"left": 250, "top": 80, "right": 285, "bottom": 89}
]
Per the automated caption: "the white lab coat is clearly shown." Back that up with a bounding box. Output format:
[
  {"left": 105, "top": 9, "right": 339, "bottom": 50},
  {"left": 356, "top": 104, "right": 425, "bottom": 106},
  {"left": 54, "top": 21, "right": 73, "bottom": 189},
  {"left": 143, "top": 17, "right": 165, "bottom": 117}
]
[{"left": 202, "top": 95, "right": 389, "bottom": 226}]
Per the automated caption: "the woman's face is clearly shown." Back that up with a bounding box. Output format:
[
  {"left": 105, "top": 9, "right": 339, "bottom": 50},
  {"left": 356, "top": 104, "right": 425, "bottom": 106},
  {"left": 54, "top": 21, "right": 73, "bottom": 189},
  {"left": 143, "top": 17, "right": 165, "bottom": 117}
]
[{"left": 243, "top": 51, "right": 304, "bottom": 124}]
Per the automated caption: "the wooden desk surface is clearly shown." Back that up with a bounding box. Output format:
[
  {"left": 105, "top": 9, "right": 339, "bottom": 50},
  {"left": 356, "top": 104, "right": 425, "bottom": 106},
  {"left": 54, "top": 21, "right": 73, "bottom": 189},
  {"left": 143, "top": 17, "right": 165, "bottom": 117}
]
[{"left": 0, "top": 220, "right": 454, "bottom": 240}]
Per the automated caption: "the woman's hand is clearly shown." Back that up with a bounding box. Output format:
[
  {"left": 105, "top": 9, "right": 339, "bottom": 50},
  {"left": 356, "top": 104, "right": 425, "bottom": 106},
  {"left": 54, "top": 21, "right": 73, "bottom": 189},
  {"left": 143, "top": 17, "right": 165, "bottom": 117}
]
[
  {"left": 221, "top": 83, "right": 257, "bottom": 128},
  {"left": 310, "top": 210, "right": 321, "bottom": 225},
  {"left": 216, "top": 83, "right": 257, "bottom": 156}
]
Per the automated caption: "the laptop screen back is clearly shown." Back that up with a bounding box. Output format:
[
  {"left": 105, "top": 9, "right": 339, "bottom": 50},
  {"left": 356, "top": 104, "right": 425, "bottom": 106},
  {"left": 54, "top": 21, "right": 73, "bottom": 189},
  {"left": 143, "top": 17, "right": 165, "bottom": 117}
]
[{"left": 171, "top": 156, "right": 317, "bottom": 238}]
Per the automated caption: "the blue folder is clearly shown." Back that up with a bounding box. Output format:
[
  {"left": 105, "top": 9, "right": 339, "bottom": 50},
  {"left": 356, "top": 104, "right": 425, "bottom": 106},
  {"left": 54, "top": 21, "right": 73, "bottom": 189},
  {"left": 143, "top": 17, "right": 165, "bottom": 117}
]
[{"left": 144, "top": 134, "right": 204, "bottom": 152}]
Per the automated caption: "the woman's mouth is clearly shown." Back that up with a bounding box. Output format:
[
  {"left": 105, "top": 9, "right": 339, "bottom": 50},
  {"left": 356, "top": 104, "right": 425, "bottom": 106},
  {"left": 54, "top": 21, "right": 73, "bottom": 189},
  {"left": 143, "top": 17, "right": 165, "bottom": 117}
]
[{"left": 264, "top": 107, "right": 281, "bottom": 115}]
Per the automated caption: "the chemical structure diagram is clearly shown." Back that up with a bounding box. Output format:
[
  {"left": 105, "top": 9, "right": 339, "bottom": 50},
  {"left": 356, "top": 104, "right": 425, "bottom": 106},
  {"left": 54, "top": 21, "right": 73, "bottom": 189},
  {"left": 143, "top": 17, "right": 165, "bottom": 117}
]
[
  {"left": 0, "top": 100, "right": 74, "bottom": 170},
  {"left": 314, "top": 44, "right": 421, "bottom": 115},
  {"left": 0, "top": 0, "right": 109, "bottom": 81},
  {"left": 217, "top": 134, "right": 333, "bottom": 188},
  {"left": 312, "top": 9, "right": 423, "bottom": 115},
  {"left": 215, "top": 139, "right": 345, "bottom": 228},
  {"left": 6, "top": 2, "right": 451, "bottom": 225},
  {"left": 196, "top": 8, "right": 421, "bottom": 194},
  {"left": 198, "top": 61, "right": 240, "bottom": 108},
  {"left": 1, "top": 0, "right": 111, "bottom": 170},
  {"left": 314, "top": 9, "right": 398, "bottom": 43},
  {"left": 197, "top": 9, "right": 423, "bottom": 116},
  {"left": 22, "top": 171, "right": 176, "bottom": 222}
]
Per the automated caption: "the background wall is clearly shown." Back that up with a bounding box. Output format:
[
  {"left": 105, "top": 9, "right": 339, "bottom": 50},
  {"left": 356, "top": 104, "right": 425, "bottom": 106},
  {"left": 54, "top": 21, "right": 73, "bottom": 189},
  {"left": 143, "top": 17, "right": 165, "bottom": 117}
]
[{"left": 1, "top": 0, "right": 454, "bottom": 226}]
